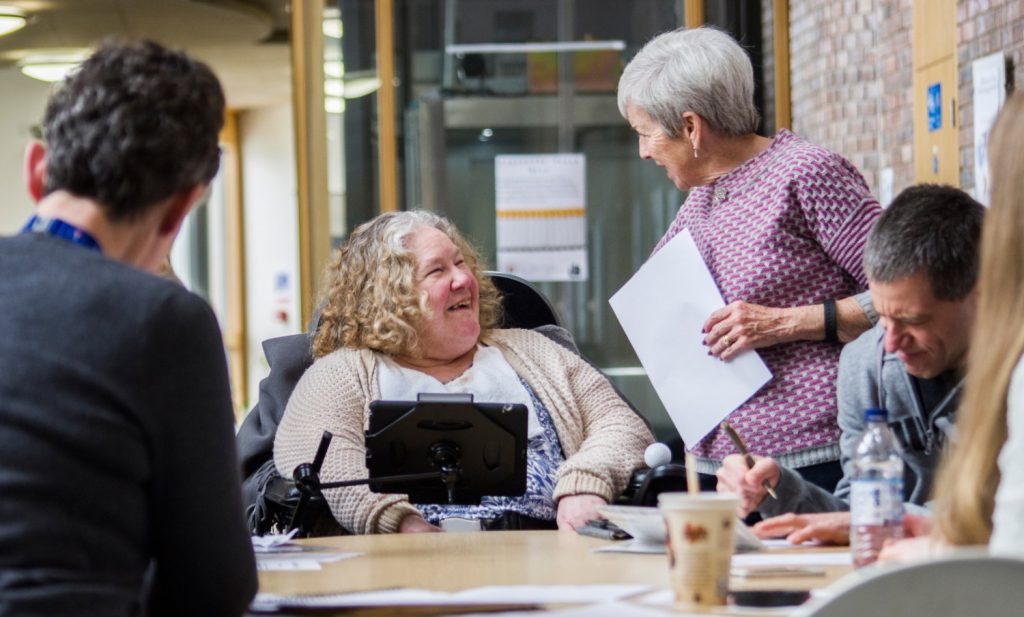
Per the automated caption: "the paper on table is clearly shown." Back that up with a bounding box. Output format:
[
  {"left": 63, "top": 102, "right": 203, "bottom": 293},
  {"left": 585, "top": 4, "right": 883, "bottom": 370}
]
[
  {"left": 594, "top": 539, "right": 664, "bottom": 554},
  {"left": 609, "top": 230, "right": 773, "bottom": 448},
  {"left": 251, "top": 529, "right": 298, "bottom": 552},
  {"left": 457, "top": 601, "right": 686, "bottom": 617},
  {"left": 256, "top": 560, "right": 322, "bottom": 572},
  {"left": 251, "top": 584, "right": 651, "bottom": 610},
  {"left": 640, "top": 588, "right": 806, "bottom": 613},
  {"left": 459, "top": 585, "right": 651, "bottom": 603},
  {"left": 732, "top": 552, "right": 853, "bottom": 567},
  {"left": 761, "top": 538, "right": 804, "bottom": 549},
  {"left": 255, "top": 551, "right": 361, "bottom": 571}
]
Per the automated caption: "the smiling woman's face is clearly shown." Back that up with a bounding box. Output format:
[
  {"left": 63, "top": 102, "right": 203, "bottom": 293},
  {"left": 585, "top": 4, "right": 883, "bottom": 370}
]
[
  {"left": 627, "top": 104, "right": 699, "bottom": 190},
  {"left": 405, "top": 225, "right": 481, "bottom": 362}
]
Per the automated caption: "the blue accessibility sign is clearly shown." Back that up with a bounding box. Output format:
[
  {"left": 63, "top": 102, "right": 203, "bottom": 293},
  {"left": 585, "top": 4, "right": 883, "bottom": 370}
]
[{"left": 927, "top": 83, "right": 942, "bottom": 132}]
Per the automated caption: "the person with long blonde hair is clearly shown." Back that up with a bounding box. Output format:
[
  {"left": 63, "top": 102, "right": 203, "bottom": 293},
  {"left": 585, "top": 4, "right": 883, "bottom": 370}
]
[{"left": 931, "top": 92, "right": 1024, "bottom": 554}]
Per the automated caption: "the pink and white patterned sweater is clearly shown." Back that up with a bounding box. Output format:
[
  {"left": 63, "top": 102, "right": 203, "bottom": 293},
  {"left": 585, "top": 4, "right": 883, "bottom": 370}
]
[{"left": 655, "top": 129, "right": 881, "bottom": 471}]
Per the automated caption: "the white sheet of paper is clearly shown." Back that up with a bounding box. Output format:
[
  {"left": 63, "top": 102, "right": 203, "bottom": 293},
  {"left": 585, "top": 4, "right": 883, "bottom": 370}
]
[
  {"left": 251, "top": 529, "right": 299, "bottom": 552},
  {"left": 971, "top": 52, "right": 1007, "bottom": 205},
  {"left": 457, "top": 585, "right": 650, "bottom": 603},
  {"left": 593, "top": 519, "right": 763, "bottom": 555},
  {"left": 642, "top": 585, "right": 817, "bottom": 610},
  {"left": 495, "top": 153, "right": 588, "bottom": 282},
  {"left": 256, "top": 560, "right": 323, "bottom": 571},
  {"left": 252, "top": 584, "right": 650, "bottom": 609},
  {"left": 609, "top": 230, "right": 772, "bottom": 446},
  {"left": 458, "top": 601, "right": 682, "bottom": 617},
  {"left": 593, "top": 539, "right": 665, "bottom": 554},
  {"left": 731, "top": 551, "right": 852, "bottom": 567},
  {"left": 254, "top": 551, "right": 361, "bottom": 571}
]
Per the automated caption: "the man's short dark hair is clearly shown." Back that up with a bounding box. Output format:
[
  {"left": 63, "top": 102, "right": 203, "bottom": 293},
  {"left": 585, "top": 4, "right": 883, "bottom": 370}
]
[
  {"left": 42, "top": 39, "right": 225, "bottom": 221},
  {"left": 864, "top": 184, "right": 984, "bottom": 301}
]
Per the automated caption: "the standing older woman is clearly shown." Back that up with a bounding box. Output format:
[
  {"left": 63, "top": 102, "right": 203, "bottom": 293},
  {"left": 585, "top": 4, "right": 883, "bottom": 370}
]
[
  {"left": 274, "top": 211, "right": 653, "bottom": 534},
  {"left": 617, "top": 27, "right": 881, "bottom": 485}
]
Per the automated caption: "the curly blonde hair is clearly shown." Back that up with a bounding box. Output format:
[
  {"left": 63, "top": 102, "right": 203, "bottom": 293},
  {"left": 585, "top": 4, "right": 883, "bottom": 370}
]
[{"left": 312, "top": 210, "right": 503, "bottom": 358}]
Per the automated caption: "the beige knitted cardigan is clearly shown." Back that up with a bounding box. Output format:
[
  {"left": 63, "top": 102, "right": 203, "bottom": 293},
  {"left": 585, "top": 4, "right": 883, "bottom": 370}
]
[{"left": 273, "top": 328, "right": 654, "bottom": 534}]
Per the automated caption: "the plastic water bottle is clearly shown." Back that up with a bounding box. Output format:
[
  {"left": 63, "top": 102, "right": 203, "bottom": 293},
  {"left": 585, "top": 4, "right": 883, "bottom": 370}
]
[{"left": 849, "top": 408, "right": 904, "bottom": 567}]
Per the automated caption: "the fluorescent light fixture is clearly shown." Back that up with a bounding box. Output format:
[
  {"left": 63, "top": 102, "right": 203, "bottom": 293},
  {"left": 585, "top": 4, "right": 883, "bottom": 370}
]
[
  {"left": 341, "top": 76, "right": 380, "bottom": 99},
  {"left": 324, "top": 78, "right": 343, "bottom": 98},
  {"left": 324, "top": 75, "right": 380, "bottom": 99},
  {"left": 324, "top": 60, "right": 344, "bottom": 79},
  {"left": 19, "top": 52, "right": 88, "bottom": 82},
  {"left": 446, "top": 40, "right": 625, "bottom": 55},
  {"left": 323, "top": 17, "right": 342, "bottom": 39},
  {"left": 325, "top": 96, "right": 345, "bottom": 114},
  {"left": 0, "top": 5, "right": 25, "bottom": 38}
]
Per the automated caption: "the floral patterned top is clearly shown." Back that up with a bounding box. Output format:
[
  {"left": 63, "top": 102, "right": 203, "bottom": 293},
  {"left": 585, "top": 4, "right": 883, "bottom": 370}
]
[{"left": 417, "top": 378, "right": 564, "bottom": 523}]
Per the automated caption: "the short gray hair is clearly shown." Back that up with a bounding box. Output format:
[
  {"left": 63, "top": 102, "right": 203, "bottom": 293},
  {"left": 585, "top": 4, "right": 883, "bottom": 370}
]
[
  {"left": 864, "top": 184, "right": 984, "bottom": 301},
  {"left": 617, "top": 27, "right": 759, "bottom": 138}
]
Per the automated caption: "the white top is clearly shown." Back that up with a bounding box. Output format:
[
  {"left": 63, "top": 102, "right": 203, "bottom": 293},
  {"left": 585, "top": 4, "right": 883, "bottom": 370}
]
[
  {"left": 991, "top": 355, "right": 1024, "bottom": 557},
  {"left": 377, "top": 345, "right": 543, "bottom": 438}
]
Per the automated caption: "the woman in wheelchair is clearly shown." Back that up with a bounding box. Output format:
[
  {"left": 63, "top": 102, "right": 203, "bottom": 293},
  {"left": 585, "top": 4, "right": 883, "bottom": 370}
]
[{"left": 273, "top": 210, "right": 653, "bottom": 534}]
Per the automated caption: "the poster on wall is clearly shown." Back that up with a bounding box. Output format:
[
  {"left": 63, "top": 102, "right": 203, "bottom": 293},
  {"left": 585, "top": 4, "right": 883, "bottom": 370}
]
[
  {"left": 972, "top": 52, "right": 1007, "bottom": 206},
  {"left": 494, "top": 153, "right": 588, "bottom": 282}
]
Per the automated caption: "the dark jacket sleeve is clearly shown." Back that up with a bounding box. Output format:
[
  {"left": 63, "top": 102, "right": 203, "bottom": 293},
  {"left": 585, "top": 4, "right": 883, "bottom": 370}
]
[{"left": 145, "top": 291, "right": 257, "bottom": 617}]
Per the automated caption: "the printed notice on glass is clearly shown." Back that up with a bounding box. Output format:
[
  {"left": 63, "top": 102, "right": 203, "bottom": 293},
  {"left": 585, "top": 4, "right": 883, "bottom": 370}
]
[
  {"left": 495, "top": 153, "right": 587, "bottom": 282},
  {"left": 972, "top": 52, "right": 1006, "bottom": 205},
  {"left": 609, "top": 230, "right": 772, "bottom": 447}
]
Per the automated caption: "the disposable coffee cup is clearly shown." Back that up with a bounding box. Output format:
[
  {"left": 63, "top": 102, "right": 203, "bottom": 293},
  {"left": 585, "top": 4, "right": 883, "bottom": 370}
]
[{"left": 658, "top": 492, "right": 739, "bottom": 609}]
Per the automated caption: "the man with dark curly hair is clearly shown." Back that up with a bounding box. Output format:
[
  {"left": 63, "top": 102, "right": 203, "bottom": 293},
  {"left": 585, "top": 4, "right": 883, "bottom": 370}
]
[{"left": 0, "top": 40, "right": 256, "bottom": 616}]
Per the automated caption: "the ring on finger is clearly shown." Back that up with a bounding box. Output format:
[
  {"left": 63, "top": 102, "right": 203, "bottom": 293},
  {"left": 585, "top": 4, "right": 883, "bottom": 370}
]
[{"left": 724, "top": 335, "right": 733, "bottom": 347}]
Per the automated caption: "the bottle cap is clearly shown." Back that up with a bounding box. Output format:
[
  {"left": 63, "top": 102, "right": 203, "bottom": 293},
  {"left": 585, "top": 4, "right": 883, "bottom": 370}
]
[{"left": 864, "top": 407, "right": 888, "bottom": 422}]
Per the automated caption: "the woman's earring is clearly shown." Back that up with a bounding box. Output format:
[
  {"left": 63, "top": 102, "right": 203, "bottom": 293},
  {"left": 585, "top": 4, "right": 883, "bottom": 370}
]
[{"left": 693, "top": 148, "right": 699, "bottom": 159}]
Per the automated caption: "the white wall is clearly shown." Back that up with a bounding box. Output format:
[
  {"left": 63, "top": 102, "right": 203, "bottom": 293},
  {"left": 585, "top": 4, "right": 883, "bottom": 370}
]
[
  {"left": 240, "top": 103, "right": 301, "bottom": 407},
  {"left": 0, "top": 68, "right": 54, "bottom": 233}
]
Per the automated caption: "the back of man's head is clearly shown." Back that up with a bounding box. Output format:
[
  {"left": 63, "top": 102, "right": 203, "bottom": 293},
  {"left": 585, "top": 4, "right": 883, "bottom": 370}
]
[
  {"left": 864, "top": 184, "right": 984, "bottom": 301},
  {"left": 41, "top": 39, "right": 225, "bottom": 221}
]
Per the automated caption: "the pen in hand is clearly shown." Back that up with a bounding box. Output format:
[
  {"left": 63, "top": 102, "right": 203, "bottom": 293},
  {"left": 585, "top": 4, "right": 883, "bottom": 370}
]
[{"left": 720, "top": 421, "right": 778, "bottom": 500}]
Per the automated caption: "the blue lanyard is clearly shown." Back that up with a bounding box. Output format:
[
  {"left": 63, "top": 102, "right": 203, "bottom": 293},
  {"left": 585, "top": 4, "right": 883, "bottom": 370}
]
[{"left": 20, "top": 215, "right": 102, "bottom": 252}]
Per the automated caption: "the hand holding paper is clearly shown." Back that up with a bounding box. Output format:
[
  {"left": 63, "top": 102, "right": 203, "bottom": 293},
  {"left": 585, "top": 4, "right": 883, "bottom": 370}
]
[{"left": 609, "top": 230, "right": 772, "bottom": 447}]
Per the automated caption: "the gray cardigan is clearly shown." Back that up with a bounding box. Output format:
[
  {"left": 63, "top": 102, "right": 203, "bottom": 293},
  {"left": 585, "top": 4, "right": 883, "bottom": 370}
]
[{"left": 759, "top": 323, "right": 960, "bottom": 516}]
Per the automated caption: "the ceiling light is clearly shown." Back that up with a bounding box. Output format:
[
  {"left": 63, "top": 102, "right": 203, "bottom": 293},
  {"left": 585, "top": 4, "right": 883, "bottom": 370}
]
[
  {"left": 324, "top": 79, "right": 343, "bottom": 98},
  {"left": 341, "top": 76, "right": 380, "bottom": 99},
  {"left": 0, "top": 5, "right": 26, "bottom": 38},
  {"left": 323, "top": 17, "right": 342, "bottom": 39},
  {"left": 19, "top": 53, "right": 87, "bottom": 82},
  {"left": 325, "top": 96, "right": 345, "bottom": 114},
  {"left": 324, "top": 60, "right": 344, "bottom": 79}
]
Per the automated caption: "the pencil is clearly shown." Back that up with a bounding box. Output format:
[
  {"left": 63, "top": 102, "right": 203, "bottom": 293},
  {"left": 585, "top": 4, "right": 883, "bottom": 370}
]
[{"left": 720, "top": 421, "right": 778, "bottom": 500}]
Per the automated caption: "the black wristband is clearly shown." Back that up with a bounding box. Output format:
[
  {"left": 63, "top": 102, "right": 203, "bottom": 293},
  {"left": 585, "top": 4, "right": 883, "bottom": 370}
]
[{"left": 823, "top": 299, "right": 838, "bottom": 344}]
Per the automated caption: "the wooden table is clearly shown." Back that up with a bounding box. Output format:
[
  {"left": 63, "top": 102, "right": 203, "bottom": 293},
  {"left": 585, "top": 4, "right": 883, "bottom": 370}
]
[{"left": 257, "top": 531, "right": 851, "bottom": 614}]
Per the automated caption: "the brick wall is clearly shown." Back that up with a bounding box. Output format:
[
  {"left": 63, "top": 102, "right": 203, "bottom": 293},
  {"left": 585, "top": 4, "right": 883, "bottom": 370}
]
[
  {"left": 784, "top": 0, "right": 1024, "bottom": 203},
  {"left": 761, "top": 0, "right": 776, "bottom": 134},
  {"left": 957, "top": 0, "right": 1024, "bottom": 191},
  {"left": 787, "top": 0, "right": 913, "bottom": 199}
]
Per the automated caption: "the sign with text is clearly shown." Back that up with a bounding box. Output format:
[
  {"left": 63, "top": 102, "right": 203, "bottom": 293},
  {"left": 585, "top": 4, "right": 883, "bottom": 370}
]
[{"left": 495, "top": 153, "right": 588, "bottom": 282}]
